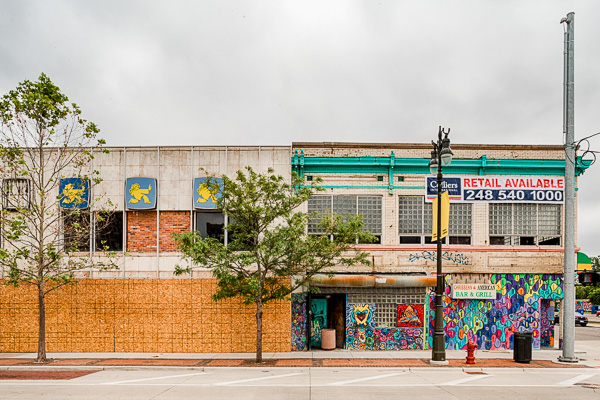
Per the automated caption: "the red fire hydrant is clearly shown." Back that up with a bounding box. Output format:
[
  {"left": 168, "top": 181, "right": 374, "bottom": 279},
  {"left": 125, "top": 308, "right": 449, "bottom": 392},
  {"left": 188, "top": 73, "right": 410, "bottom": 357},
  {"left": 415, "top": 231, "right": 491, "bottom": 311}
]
[{"left": 466, "top": 340, "right": 477, "bottom": 364}]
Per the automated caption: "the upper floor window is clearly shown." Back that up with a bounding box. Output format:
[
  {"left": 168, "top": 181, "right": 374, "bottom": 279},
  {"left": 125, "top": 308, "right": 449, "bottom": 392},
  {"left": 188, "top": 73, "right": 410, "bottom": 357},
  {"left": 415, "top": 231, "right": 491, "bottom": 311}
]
[
  {"left": 398, "top": 196, "right": 472, "bottom": 245},
  {"left": 489, "top": 203, "right": 561, "bottom": 246},
  {"left": 2, "top": 179, "right": 30, "bottom": 210},
  {"left": 307, "top": 195, "right": 382, "bottom": 243}
]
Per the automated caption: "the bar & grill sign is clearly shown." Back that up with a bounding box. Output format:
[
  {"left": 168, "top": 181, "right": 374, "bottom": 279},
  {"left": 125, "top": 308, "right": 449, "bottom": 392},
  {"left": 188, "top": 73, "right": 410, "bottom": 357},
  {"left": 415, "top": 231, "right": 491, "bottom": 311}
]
[{"left": 451, "top": 284, "right": 496, "bottom": 299}]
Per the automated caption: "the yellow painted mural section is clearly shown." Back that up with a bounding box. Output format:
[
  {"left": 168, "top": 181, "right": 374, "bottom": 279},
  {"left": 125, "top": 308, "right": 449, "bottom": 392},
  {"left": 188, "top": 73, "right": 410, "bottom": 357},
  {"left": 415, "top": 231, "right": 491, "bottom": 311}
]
[{"left": 0, "top": 279, "right": 291, "bottom": 353}]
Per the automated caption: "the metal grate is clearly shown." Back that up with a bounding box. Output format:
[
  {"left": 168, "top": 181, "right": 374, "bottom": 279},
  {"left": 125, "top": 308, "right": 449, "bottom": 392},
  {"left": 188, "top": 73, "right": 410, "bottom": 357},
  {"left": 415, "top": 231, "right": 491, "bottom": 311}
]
[{"left": 2, "top": 179, "right": 30, "bottom": 210}]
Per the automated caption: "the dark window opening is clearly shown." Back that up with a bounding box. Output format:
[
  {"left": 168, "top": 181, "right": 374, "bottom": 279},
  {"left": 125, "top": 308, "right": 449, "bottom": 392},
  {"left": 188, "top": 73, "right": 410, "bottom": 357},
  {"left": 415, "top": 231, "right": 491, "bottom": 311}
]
[
  {"left": 195, "top": 211, "right": 225, "bottom": 244},
  {"left": 63, "top": 211, "right": 91, "bottom": 252},
  {"left": 400, "top": 236, "right": 421, "bottom": 244},
  {"left": 95, "top": 211, "right": 123, "bottom": 251}
]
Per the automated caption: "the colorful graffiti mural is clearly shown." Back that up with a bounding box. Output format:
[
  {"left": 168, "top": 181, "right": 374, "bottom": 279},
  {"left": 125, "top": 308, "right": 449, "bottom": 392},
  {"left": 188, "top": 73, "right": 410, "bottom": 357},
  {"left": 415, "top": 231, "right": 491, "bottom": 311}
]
[
  {"left": 575, "top": 300, "right": 592, "bottom": 313},
  {"left": 346, "top": 303, "right": 375, "bottom": 328},
  {"left": 408, "top": 250, "right": 470, "bottom": 265},
  {"left": 346, "top": 327, "right": 424, "bottom": 350},
  {"left": 311, "top": 298, "right": 327, "bottom": 347},
  {"left": 397, "top": 304, "right": 424, "bottom": 327},
  {"left": 291, "top": 293, "right": 307, "bottom": 351},
  {"left": 428, "top": 274, "right": 562, "bottom": 351}
]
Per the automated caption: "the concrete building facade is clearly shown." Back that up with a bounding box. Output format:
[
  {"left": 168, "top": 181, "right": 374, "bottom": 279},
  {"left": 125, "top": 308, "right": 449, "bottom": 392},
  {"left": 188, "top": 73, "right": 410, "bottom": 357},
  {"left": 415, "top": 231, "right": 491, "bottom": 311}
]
[{"left": 0, "top": 143, "right": 587, "bottom": 353}]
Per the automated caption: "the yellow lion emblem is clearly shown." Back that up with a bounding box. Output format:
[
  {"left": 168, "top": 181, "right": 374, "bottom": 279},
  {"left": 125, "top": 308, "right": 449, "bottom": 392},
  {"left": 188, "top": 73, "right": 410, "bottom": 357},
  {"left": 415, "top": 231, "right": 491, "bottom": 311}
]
[
  {"left": 61, "top": 183, "right": 85, "bottom": 204},
  {"left": 128, "top": 183, "right": 152, "bottom": 204},
  {"left": 196, "top": 182, "right": 218, "bottom": 204}
]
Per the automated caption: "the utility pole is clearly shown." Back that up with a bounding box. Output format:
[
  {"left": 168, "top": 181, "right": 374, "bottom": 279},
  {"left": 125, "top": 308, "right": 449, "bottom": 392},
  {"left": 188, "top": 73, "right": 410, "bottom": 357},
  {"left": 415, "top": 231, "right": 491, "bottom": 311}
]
[{"left": 559, "top": 11, "right": 577, "bottom": 363}]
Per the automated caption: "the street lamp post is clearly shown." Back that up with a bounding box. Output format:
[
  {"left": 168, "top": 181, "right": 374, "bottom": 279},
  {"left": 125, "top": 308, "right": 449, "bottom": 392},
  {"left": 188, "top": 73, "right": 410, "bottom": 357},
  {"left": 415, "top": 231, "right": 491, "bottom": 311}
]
[{"left": 430, "top": 126, "right": 453, "bottom": 364}]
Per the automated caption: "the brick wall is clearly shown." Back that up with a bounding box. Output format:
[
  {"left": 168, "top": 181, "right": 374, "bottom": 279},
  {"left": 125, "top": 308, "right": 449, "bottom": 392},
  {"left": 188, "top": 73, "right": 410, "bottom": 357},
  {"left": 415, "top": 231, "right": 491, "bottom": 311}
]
[
  {"left": 0, "top": 279, "right": 291, "bottom": 353},
  {"left": 127, "top": 211, "right": 191, "bottom": 252},
  {"left": 127, "top": 211, "right": 157, "bottom": 252},
  {"left": 159, "top": 211, "right": 191, "bottom": 252}
]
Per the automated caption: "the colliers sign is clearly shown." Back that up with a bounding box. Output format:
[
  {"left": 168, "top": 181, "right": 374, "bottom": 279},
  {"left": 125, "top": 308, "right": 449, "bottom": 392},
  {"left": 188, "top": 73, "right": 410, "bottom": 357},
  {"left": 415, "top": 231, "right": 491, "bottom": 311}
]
[
  {"left": 450, "top": 284, "right": 496, "bottom": 299},
  {"left": 426, "top": 176, "right": 564, "bottom": 203}
]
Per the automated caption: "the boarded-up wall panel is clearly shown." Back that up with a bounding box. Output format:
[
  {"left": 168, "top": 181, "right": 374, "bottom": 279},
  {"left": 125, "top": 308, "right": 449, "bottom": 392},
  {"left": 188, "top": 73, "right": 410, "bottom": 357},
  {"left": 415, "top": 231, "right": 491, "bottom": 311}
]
[{"left": 0, "top": 278, "right": 291, "bottom": 353}]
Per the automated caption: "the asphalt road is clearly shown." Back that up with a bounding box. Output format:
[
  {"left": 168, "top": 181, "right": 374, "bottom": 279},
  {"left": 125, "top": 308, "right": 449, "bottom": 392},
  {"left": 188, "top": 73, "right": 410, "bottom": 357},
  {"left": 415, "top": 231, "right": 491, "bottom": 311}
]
[{"left": 1, "top": 367, "right": 600, "bottom": 399}]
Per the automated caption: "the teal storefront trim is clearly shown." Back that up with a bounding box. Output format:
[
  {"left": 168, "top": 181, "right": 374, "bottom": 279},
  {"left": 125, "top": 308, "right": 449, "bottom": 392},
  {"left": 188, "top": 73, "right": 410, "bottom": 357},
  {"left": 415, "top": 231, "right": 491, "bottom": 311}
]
[{"left": 291, "top": 150, "right": 591, "bottom": 194}]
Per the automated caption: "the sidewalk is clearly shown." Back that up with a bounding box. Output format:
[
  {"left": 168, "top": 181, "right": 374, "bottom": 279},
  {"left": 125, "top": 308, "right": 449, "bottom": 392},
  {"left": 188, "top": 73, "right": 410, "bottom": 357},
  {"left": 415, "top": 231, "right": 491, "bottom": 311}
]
[{"left": 1, "top": 344, "right": 598, "bottom": 369}]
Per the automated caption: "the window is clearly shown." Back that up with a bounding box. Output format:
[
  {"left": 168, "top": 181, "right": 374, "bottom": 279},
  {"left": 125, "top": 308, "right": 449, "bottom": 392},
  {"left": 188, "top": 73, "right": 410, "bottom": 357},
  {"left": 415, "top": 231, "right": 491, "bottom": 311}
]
[
  {"left": 2, "top": 179, "right": 30, "bottom": 210},
  {"left": 95, "top": 211, "right": 123, "bottom": 251},
  {"left": 195, "top": 211, "right": 225, "bottom": 244},
  {"left": 63, "top": 211, "right": 91, "bottom": 252},
  {"left": 398, "top": 196, "right": 472, "bottom": 245},
  {"left": 307, "top": 195, "right": 382, "bottom": 243},
  {"left": 489, "top": 203, "right": 561, "bottom": 246}
]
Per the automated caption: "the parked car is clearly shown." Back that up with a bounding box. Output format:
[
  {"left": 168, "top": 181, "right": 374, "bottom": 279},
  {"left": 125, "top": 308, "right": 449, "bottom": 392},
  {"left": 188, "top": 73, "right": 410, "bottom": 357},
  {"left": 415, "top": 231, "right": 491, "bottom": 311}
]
[
  {"left": 575, "top": 312, "right": 588, "bottom": 327},
  {"left": 554, "top": 312, "right": 589, "bottom": 326}
]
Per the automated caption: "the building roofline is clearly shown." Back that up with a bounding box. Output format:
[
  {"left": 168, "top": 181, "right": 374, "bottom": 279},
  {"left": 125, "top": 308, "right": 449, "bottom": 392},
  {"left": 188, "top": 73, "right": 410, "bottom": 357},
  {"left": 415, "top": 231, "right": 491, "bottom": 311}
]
[{"left": 292, "top": 142, "right": 565, "bottom": 151}]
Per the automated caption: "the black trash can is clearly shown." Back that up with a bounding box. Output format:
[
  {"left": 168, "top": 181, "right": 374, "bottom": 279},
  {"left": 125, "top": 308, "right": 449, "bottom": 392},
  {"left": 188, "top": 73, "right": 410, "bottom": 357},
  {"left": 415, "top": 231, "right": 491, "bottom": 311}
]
[{"left": 513, "top": 332, "right": 532, "bottom": 363}]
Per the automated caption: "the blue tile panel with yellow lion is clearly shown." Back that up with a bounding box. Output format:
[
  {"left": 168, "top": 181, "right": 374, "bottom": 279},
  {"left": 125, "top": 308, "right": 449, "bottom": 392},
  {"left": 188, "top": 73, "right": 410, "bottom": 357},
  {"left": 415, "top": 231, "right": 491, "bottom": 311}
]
[{"left": 427, "top": 274, "right": 562, "bottom": 351}]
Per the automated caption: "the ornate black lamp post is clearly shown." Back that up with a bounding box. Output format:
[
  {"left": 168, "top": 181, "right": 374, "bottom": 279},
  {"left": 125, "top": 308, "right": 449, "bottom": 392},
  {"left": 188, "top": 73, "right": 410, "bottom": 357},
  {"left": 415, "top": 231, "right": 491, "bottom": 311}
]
[{"left": 429, "top": 126, "right": 453, "bottom": 363}]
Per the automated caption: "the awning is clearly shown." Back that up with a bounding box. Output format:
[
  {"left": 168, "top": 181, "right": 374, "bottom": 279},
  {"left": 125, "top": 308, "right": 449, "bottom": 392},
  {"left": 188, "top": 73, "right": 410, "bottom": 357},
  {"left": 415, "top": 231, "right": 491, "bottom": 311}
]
[
  {"left": 309, "top": 274, "right": 436, "bottom": 288},
  {"left": 578, "top": 252, "right": 592, "bottom": 270}
]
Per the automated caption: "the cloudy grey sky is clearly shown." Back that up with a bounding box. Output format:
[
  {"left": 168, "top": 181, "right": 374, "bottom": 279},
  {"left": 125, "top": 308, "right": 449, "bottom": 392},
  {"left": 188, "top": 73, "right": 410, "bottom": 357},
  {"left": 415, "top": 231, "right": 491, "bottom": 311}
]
[{"left": 1, "top": 1, "right": 599, "bottom": 257}]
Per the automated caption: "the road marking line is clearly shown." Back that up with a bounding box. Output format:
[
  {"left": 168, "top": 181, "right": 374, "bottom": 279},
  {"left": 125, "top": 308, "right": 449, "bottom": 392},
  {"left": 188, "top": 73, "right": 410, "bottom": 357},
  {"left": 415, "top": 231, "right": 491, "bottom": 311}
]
[
  {"left": 103, "top": 372, "right": 208, "bottom": 385},
  {"left": 214, "top": 372, "right": 303, "bottom": 386},
  {"left": 556, "top": 374, "right": 595, "bottom": 386},
  {"left": 441, "top": 374, "right": 491, "bottom": 386},
  {"left": 327, "top": 372, "right": 405, "bottom": 386}
]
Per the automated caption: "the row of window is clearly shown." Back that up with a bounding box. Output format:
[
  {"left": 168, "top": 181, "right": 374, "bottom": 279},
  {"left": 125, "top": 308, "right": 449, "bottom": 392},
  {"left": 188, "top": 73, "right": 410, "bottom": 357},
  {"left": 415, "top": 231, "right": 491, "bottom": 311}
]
[{"left": 307, "top": 195, "right": 562, "bottom": 246}]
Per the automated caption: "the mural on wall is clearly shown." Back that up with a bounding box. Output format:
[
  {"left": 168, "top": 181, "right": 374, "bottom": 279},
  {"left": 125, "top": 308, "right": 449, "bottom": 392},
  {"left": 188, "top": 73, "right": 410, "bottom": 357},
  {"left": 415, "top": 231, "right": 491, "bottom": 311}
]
[
  {"left": 346, "top": 303, "right": 375, "bottom": 328},
  {"left": 193, "top": 177, "right": 223, "bottom": 209},
  {"left": 427, "top": 274, "right": 563, "bottom": 351},
  {"left": 346, "top": 327, "right": 424, "bottom": 350},
  {"left": 397, "top": 304, "right": 424, "bottom": 327},
  {"left": 540, "top": 300, "right": 555, "bottom": 348},
  {"left": 408, "top": 250, "right": 470, "bottom": 266},
  {"left": 310, "top": 298, "right": 327, "bottom": 347},
  {"left": 126, "top": 177, "right": 157, "bottom": 210},
  {"left": 291, "top": 293, "right": 307, "bottom": 351},
  {"left": 59, "top": 178, "right": 89, "bottom": 209},
  {"left": 575, "top": 300, "right": 592, "bottom": 313}
]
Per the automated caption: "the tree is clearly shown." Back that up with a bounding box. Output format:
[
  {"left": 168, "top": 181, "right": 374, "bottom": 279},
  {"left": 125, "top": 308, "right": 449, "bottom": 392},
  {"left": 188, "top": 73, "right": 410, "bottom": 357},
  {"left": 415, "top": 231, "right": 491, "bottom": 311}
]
[
  {"left": 174, "top": 167, "right": 374, "bottom": 362},
  {"left": 587, "top": 287, "right": 600, "bottom": 306},
  {"left": 591, "top": 256, "right": 600, "bottom": 272},
  {"left": 0, "top": 73, "right": 116, "bottom": 363}
]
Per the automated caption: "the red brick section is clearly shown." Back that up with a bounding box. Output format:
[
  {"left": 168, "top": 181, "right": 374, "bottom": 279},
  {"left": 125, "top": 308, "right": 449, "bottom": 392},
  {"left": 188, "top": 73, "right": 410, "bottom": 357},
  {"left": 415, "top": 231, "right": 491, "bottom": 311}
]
[
  {"left": 0, "top": 371, "right": 97, "bottom": 380},
  {"left": 127, "top": 211, "right": 190, "bottom": 252},
  {"left": 159, "top": 211, "right": 191, "bottom": 251},
  {"left": 127, "top": 211, "right": 157, "bottom": 252}
]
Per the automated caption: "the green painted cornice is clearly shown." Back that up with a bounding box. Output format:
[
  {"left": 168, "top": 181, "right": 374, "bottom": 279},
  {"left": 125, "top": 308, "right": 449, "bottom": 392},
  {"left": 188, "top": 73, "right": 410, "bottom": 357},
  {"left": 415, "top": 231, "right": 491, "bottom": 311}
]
[{"left": 291, "top": 151, "right": 591, "bottom": 194}]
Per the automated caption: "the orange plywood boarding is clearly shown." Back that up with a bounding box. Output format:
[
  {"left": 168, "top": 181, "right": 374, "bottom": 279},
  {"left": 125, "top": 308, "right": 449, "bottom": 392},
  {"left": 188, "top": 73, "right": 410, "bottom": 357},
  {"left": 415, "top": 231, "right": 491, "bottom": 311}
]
[{"left": 0, "top": 279, "right": 291, "bottom": 353}]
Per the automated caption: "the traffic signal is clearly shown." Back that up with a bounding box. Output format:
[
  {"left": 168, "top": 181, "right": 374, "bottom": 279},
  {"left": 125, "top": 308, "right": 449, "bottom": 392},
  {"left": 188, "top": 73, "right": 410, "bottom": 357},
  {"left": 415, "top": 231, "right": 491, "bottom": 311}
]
[{"left": 578, "top": 271, "right": 600, "bottom": 286}]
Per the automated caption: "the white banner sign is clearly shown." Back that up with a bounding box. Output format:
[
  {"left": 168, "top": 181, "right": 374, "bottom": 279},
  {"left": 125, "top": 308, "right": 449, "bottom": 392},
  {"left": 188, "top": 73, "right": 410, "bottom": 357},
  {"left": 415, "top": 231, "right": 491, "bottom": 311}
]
[
  {"left": 426, "top": 176, "right": 564, "bottom": 203},
  {"left": 450, "top": 284, "right": 496, "bottom": 299}
]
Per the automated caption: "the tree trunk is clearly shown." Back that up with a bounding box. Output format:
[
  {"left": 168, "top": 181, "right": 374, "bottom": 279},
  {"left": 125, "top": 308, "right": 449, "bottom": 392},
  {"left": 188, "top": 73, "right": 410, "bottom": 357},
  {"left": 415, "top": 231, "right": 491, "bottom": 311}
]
[
  {"left": 36, "top": 283, "right": 47, "bottom": 363},
  {"left": 255, "top": 298, "right": 263, "bottom": 363}
]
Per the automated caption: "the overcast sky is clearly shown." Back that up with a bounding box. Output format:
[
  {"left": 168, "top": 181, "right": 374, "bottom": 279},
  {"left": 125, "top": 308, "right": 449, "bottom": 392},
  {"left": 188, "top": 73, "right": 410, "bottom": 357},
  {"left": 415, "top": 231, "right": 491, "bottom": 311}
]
[{"left": 1, "top": 1, "right": 599, "bottom": 257}]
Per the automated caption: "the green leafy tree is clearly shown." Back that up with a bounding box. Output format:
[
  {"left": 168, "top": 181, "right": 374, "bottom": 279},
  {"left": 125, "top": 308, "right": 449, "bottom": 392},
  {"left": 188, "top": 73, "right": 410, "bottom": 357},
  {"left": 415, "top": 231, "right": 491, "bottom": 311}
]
[
  {"left": 174, "top": 167, "right": 374, "bottom": 362},
  {"left": 587, "top": 287, "right": 600, "bottom": 306},
  {"left": 576, "top": 285, "right": 594, "bottom": 299},
  {"left": 0, "top": 73, "right": 116, "bottom": 363},
  {"left": 591, "top": 256, "right": 600, "bottom": 272}
]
